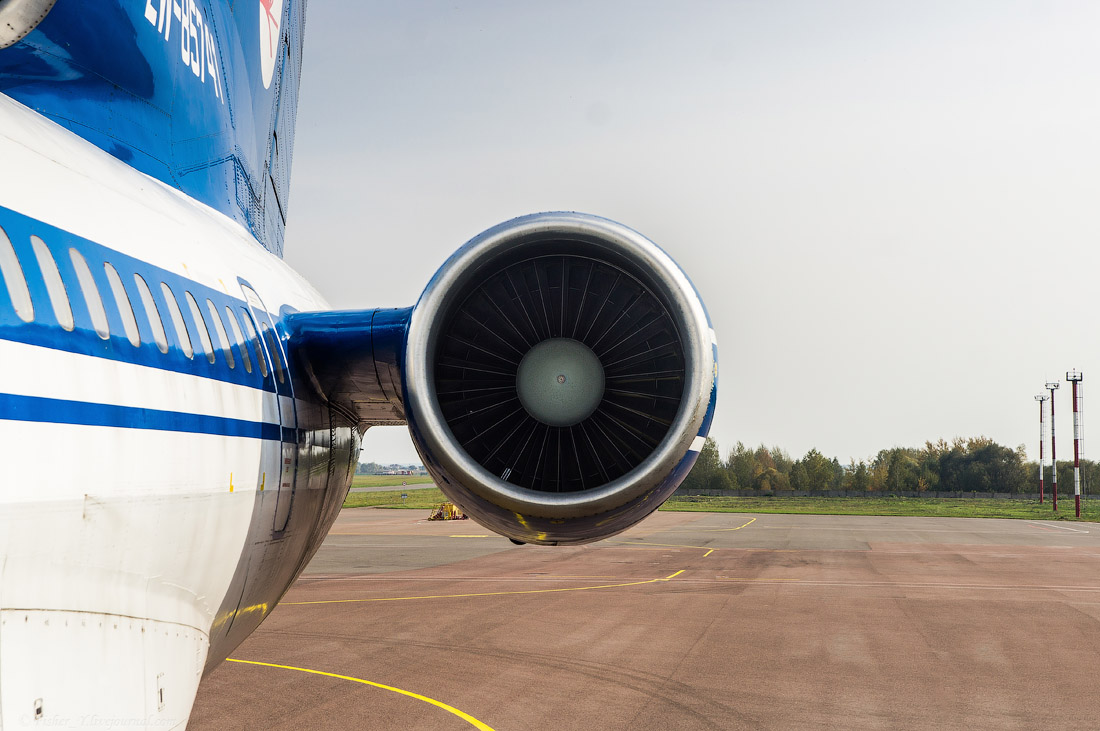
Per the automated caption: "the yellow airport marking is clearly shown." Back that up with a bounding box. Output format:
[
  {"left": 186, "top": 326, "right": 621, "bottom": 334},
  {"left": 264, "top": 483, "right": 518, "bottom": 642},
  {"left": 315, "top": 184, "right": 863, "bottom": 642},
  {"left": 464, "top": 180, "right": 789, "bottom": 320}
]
[
  {"left": 450, "top": 535, "right": 489, "bottom": 538},
  {"left": 701, "top": 516, "right": 756, "bottom": 532},
  {"left": 663, "top": 516, "right": 758, "bottom": 533},
  {"left": 226, "top": 659, "right": 496, "bottom": 731},
  {"left": 282, "top": 570, "right": 685, "bottom": 606},
  {"left": 229, "top": 472, "right": 233, "bottom": 493},
  {"left": 615, "top": 540, "right": 720, "bottom": 556}
]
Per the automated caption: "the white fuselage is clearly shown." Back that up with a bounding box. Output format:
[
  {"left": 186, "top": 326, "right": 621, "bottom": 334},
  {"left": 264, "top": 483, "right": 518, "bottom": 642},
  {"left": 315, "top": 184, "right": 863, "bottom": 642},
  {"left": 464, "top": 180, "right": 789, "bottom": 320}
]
[{"left": 0, "top": 94, "right": 354, "bottom": 729}]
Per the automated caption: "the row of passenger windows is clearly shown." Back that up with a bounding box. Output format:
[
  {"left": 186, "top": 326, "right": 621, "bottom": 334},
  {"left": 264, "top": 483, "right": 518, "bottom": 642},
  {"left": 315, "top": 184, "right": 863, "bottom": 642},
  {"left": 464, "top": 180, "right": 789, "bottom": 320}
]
[{"left": 0, "top": 225, "right": 285, "bottom": 384}]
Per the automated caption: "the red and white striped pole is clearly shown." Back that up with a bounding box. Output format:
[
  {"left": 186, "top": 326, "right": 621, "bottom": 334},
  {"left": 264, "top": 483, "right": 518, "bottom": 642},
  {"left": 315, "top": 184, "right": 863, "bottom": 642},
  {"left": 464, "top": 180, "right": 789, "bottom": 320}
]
[
  {"left": 1035, "top": 394, "right": 1048, "bottom": 502},
  {"left": 1047, "top": 381, "right": 1060, "bottom": 512},
  {"left": 1067, "top": 370, "right": 1083, "bottom": 518}
]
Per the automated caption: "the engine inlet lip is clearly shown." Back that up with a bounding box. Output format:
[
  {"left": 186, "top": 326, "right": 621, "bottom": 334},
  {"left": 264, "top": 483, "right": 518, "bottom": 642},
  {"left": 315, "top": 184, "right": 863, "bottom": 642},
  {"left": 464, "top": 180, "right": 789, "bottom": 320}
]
[{"left": 405, "top": 212, "right": 713, "bottom": 520}]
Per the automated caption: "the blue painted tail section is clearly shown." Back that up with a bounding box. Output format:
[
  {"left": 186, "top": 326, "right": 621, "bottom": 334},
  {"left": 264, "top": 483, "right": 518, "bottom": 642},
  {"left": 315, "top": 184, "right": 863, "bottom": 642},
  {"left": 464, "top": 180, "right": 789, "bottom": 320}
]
[{"left": 0, "top": 0, "right": 304, "bottom": 256}]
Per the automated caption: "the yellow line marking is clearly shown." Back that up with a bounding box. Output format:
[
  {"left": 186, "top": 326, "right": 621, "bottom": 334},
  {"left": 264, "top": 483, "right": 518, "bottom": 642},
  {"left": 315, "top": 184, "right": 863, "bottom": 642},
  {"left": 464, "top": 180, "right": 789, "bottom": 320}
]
[
  {"left": 623, "top": 517, "right": 756, "bottom": 545},
  {"left": 226, "top": 659, "right": 496, "bottom": 731},
  {"left": 282, "top": 570, "right": 685, "bottom": 606},
  {"left": 615, "top": 541, "right": 718, "bottom": 555},
  {"left": 662, "top": 516, "right": 758, "bottom": 533},
  {"left": 700, "top": 516, "right": 756, "bottom": 532},
  {"left": 450, "top": 535, "right": 489, "bottom": 538}
]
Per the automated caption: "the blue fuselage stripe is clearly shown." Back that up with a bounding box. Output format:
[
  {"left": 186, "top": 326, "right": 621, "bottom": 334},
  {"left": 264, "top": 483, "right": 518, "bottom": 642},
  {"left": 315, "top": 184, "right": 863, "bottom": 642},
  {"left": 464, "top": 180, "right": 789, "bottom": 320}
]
[
  {"left": 0, "top": 393, "right": 283, "bottom": 440},
  {"left": 0, "top": 204, "right": 283, "bottom": 394}
]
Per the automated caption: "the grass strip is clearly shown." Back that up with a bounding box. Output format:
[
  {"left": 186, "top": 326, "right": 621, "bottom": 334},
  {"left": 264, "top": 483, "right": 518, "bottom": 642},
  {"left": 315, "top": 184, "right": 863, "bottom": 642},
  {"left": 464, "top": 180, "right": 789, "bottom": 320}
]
[
  {"left": 350, "top": 474, "right": 435, "bottom": 488},
  {"left": 344, "top": 487, "right": 448, "bottom": 509},
  {"left": 661, "top": 495, "right": 1100, "bottom": 522},
  {"left": 341, "top": 479, "right": 1100, "bottom": 522}
]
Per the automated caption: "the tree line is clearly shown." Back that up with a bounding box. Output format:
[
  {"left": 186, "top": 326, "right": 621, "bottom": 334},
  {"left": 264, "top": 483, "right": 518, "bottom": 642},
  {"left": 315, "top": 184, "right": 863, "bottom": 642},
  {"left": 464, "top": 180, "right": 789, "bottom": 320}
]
[
  {"left": 683, "top": 436, "right": 1099, "bottom": 495},
  {"left": 356, "top": 461, "right": 426, "bottom": 475}
]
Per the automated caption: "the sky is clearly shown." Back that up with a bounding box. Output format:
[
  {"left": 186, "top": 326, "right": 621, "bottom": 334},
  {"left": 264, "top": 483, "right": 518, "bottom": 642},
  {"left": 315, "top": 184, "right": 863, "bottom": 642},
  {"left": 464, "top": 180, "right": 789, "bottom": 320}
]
[{"left": 283, "top": 1, "right": 1100, "bottom": 467}]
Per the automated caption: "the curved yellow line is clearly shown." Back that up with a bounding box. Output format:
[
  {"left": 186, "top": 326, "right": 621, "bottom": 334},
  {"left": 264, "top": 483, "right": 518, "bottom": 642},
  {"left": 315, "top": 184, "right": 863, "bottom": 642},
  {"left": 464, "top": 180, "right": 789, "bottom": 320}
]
[
  {"left": 699, "top": 516, "right": 756, "bottom": 532},
  {"left": 661, "top": 516, "right": 757, "bottom": 533},
  {"left": 642, "top": 516, "right": 761, "bottom": 534},
  {"left": 226, "top": 659, "right": 495, "bottom": 731},
  {"left": 281, "top": 570, "right": 684, "bottom": 606}
]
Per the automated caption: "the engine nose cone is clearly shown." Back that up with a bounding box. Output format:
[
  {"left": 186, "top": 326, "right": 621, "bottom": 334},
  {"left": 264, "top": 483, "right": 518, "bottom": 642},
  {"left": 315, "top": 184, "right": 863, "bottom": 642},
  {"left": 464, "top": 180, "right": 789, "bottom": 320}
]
[{"left": 516, "top": 338, "right": 605, "bottom": 427}]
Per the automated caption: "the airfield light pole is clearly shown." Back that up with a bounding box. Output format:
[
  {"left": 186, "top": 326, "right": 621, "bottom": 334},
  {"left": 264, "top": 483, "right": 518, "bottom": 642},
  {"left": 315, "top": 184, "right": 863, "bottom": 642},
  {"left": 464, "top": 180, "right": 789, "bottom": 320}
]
[
  {"left": 1047, "top": 381, "right": 1061, "bottom": 512},
  {"left": 1067, "top": 370, "right": 1084, "bottom": 518},
  {"left": 1035, "top": 394, "right": 1049, "bottom": 503}
]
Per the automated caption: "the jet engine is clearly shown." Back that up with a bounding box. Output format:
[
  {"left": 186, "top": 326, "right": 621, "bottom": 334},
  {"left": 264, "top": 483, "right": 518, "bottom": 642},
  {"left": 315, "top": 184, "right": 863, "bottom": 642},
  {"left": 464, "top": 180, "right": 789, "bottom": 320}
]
[
  {"left": 402, "top": 212, "right": 716, "bottom": 544},
  {"left": 289, "top": 212, "right": 716, "bottom": 545}
]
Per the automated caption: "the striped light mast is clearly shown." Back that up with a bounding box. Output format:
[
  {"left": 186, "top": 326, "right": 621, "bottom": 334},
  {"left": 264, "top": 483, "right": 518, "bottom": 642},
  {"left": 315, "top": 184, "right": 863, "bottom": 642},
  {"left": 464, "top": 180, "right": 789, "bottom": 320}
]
[
  {"left": 1047, "top": 380, "right": 1061, "bottom": 512},
  {"left": 1035, "top": 393, "right": 1049, "bottom": 503},
  {"left": 1067, "top": 369, "right": 1084, "bottom": 518}
]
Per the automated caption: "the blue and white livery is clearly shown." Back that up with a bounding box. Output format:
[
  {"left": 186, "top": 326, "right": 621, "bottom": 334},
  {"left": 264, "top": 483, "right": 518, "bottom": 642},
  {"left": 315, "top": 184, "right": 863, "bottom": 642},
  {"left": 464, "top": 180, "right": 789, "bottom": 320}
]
[{"left": 0, "top": 2, "right": 717, "bottom": 728}]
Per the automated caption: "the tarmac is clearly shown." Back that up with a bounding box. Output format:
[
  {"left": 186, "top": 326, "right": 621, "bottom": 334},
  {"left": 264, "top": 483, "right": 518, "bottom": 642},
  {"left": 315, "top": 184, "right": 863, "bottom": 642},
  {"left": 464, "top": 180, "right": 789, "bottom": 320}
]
[{"left": 189, "top": 509, "right": 1100, "bottom": 730}]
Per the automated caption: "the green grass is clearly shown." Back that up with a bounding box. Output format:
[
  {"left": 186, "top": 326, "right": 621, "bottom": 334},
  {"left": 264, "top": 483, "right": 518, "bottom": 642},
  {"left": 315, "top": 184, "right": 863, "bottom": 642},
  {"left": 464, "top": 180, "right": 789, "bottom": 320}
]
[
  {"left": 350, "top": 474, "right": 435, "bottom": 488},
  {"left": 661, "top": 494, "right": 1100, "bottom": 522},
  {"left": 343, "top": 487, "right": 447, "bottom": 509},
  {"left": 341, "top": 477, "right": 1100, "bottom": 522}
]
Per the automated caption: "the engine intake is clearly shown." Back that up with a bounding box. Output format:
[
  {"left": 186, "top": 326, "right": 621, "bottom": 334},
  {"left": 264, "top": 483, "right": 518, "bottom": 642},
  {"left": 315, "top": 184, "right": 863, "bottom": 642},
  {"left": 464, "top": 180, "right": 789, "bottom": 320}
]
[
  {"left": 404, "top": 212, "right": 716, "bottom": 544},
  {"left": 288, "top": 212, "right": 716, "bottom": 546}
]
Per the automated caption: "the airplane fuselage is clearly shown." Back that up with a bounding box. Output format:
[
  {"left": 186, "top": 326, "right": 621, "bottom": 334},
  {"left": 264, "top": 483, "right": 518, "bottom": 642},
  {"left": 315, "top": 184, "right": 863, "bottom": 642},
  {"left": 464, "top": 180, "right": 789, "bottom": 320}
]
[
  {"left": 0, "top": 3, "right": 718, "bottom": 728},
  {"left": 0, "top": 91, "right": 355, "bottom": 728}
]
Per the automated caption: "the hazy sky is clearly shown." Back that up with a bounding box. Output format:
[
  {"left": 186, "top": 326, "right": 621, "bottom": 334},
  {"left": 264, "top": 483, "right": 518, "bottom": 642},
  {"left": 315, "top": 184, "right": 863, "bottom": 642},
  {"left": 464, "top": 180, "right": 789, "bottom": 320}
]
[{"left": 284, "top": 1, "right": 1100, "bottom": 466}]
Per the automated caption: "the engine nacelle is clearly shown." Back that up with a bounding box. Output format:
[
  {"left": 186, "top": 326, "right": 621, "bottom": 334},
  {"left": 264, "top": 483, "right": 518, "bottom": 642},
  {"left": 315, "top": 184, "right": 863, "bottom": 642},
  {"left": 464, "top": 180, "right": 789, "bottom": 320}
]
[
  {"left": 403, "top": 213, "right": 717, "bottom": 545},
  {"left": 288, "top": 212, "right": 716, "bottom": 546}
]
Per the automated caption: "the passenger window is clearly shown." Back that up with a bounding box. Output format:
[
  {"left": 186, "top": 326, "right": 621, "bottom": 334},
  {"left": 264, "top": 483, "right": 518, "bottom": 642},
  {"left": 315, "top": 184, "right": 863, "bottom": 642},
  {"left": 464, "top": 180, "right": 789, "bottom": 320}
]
[
  {"left": 160, "top": 283, "right": 193, "bottom": 358},
  {"left": 184, "top": 291, "right": 216, "bottom": 364},
  {"left": 224, "top": 306, "right": 252, "bottom": 373},
  {"left": 133, "top": 274, "right": 169, "bottom": 353},
  {"left": 30, "top": 235, "right": 74, "bottom": 331},
  {"left": 238, "top": 308, "right": 268, "bottom": 378},
  {"left": 260, "top": 321, "right": 285, "bottom": 384},
  {"left": 104, "top": 263, "right": 141, "bottom": 347},
  {"left": 69, "top": 249, "right": 110, "bottom": 340},
  {"left": 206, "top": 299, "right": 235, "bottom": 369},
  {"left": 0, "top": 225, "right": 33, "bottom": 322}
]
